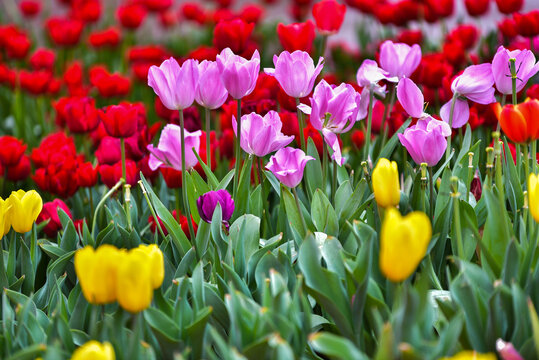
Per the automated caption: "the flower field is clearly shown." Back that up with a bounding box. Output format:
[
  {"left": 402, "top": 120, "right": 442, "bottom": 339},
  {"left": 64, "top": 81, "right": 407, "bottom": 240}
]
[{"left": 1, "top": 0, "right": 539, "bottom": 359}]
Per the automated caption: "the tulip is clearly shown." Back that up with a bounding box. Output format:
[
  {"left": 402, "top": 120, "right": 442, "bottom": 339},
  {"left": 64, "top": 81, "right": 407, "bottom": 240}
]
[
  {"left": 496, "top": 339, "right": 525, "bottom": 360},
  {"left": 264, "top": 50, "right": 324, "bottom": 99},
  {"left": 372, "top": 158, "right": 400, "bottom": 208},
  {"left": 440, "top": 63, "right": 495, "bottom": 128},
  {"left": 117, "top": 3, "right": 147, "bottom": 29},
  {"left": 312, "top": 0, "right": 347, "bottom": 35},
  {"left": 71, "top": 340, "right": 115, "bottom": 360},
  {"left": 491, "top": 46, "right": 539, "bottom": 96},
  {"left": 298, "top": 80, "right": 363, "bottom": 165},
  {"left": 46, "top": 18, "right": 84, "bottom": 47},
  {"left": 29, "top": 48, "right": 55, "bottom": 70},
  {"left": 99, "top": 103, "right": 138, "bottom": 138},
  {"left": 0, "top": 136, "right": 26, "bottom": 167},
  {"left": 232, "top": 111, "right": 294, "bottom": 157},
  {"left": 197, "top": 190, "right": 235, "bottom": 225},
  {"left": 514, "top": 10, "right": 539, "bottom": 38},
  {"left": 495, "top": 0, "right": 522, "bottom": 14},
  {"left": 356, "top": 59, "right": 393, "bottom": 95},
  {"left": 440, "top": 351, "right": 496, "bottom": 360},
  {"left": 498, "top": 99, "right": 539, "bottom": 144},
  {"left": 529, "top": 174, "right": 539, "bottom": 223},
  {"left": 6, "top": 190, "right": 43, "bottom": 233},
  {"left": 277, "top": 21, "right": 316, "bottom": 54},
  {"left": 266, "top": 147, "right": 314, "bottom": 188},
  {"left": 147, "top": 124, "right": 201, "bottom": 171},
  {"left": 19, "top": 0, "right": 41, "bottom": 18},
  {"left": 6, "top": 155, "right": 30, "bottom": 182},
  {"left": 216, "top": 48, "right": 260, "bottom": 100},
  {"left": 148, "top": 58, "right": 199, "bottom": 111},
  {"left": 133, "top": 244, "right": 164, "bottom": 289},
  {"left": 398, "top": 117, "right": 451, "bottom": 167},
  {"left": 464, "top": 0, "right": 489, "bottom": 17},
  {"left": 379, "top": 207, "right": 431, "bottom": 282},
  {"left": 36, "top": 199, "right": 72, "bottom": 237},
  {"left": 396, "top": 77, "right": 427, "bottom": 119},
  {"left": 195, "top": 61, "right": 229, "bottom": 110},
  {"left": 74, "top": 245, "right": 125, "bottom": 304},
  {"left": 379, "top": 40, "right": 421, "bottom": 80},
  {"left": 0, "top": 198, "right": 11, "bottom": 238},
  {"left": 213, "top": 18, "right": 254, "bottom": 54},
  {"left": 116, "top": 250, "right": 154, "bottom": 313}
]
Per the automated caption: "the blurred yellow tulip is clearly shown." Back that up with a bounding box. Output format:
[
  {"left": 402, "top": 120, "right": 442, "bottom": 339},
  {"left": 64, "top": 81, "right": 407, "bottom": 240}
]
[
  {"left": 116, "top": 250, "right": 153, "bottom": 313},
  {"left": 440, "top": 350, "right": 496, "bottom": 360},
  {"left": 6, "top": 189, "right": 42, "bottom": 233},
  {"left": 133, "top": 244, "right": 164, "bottom": 289},
  {"left": 74, "top": 245, "right": 125, "bottom": 304},
  {"left": 71, "top": 340, "right": 115, "bottom": 360},
  {"left": 529, "top": 173, "right": 539, "bottom": 223},
  {"left": 372, "top": 158, "right": 400, "bottom": 208},
  {"left": 380, "top": 208, "right": 431, "bottom": 282},
  {"left": 0, "top": 197, "right": 11, "bottom": 238}
]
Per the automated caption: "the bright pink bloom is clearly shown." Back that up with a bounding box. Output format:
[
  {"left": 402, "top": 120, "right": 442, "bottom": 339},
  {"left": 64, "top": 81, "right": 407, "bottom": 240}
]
[
  {"left": 216, "top": 48, "right": 260, "bottom": 100},
  {"left": 147, "top": 124, "right": 201, "bottom": 171},
  {"left": 148, "top": 58, "right": 199, "bottom": 110},
  {"left": 266, "top": 147, "right": 314, "bottom": 188},
  {"left": 195, "top": 60, "right": 229, "bottom": 109}
]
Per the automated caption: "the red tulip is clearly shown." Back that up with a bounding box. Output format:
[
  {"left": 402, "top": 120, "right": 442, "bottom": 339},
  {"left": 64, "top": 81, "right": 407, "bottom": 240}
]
[
  {"left": 446, "top": 24, "right": 479, "bottom": 50},
  {"left": 20, "top": 70, "right": 52, "bottom": 96},
  {"left": 89, "top": 27, "right": 121, "bottom": 48},
  {"left": 64, "top": 97, "right": 100, "bottom": 133},
  {"left": 426, "top": 0, "right": 453, "bottom": 18},
  {"left": 117, "top": 4, "right": 147, "bottom": 29},
  {"left": 99, "top": 160, "right": 139, "bottom": 188},
  {"left": 7, "top": 156, "right": 30, "bottom": 180},
  {"left": 160, "top": 167, "right": 182, "bottom": 188},
  {"left": 239, "top": 4, "right": 264, "bottom": 24},
  {"left": 351, "top": 130, "right": 365, "bottom": 150},
  {"left": 46, "top": 17, "right": 84, "bottom": 47},
  {"left": 514, "top": 10, "right": 539, "bottom": 38},
  {"left": 77, "top": 162, "right": 98, "bottom": 187},
  {"left": 144, "top": 0, "right": 172, "bottom": 12},
  {"left": 30, "top": 48, "right": 56, "bottom": 70},
  {"left": 397, "top": 30, "right": 423, "bottom": 46},
  {"left": 213, "top": 18, "right": 254, "bottom": 54},
  {"left": 0, "top": 136, "right": 27, "bottom": 167},
  {"left": 277, "top": 20, "right": 316, "bottom": 53},
  {"left": 499, "top": 99, "right": 539, "bottom": 144},
  {"left": 498, "top": 18, "right": 518, "bottom": 39},
  {"left": 180, "top": 3, "right": 207, "bottom": 24},
  {"left": 495, "top": 0, "right": 523, "bottom": 15},
  {"left": 464, "top": 0, "right": 489, "bottom": 17},
  {"left": 2, "top": 27, "right": 31, "bottom": 59},
  {"left": 312, "top": 0, "right": 346, "bottom": 35},
  {"left": 19, "top": 0, "right": 41, "bottom": 18},
  {"left": 71, "top": 0, "right": 101, "bottom": 23},
  {"left": 99, "top": 103, "right": 138, "bottom": 138},
  {"left": 37, "top": 199, "right": 73, "bottom": 237}
]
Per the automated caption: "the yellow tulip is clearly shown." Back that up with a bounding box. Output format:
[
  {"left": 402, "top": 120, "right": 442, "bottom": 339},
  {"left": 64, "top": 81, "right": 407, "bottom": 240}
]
[
  {"left": 74, "top": 245, "right": 125, "bottom": 304},
  {"left": 372, "top": 158, "right": 400, "bottom": 208},
  {"left": 0, "top": 197, "right": 11, "bottom": 238},
  {"left": 116, "top": 250, "right": 153, "bottom": 313},
  {"left": 529, "top": 173, "right": 539, "bottom": 223},
  {"left": 6, "top": 190, "right": 42, "bottom": 233},
  {"left": 71, "top": 340, "right": 115, "bottom": 360},
  {"left": 133, "top": 244, "right": 164, "bottom": 289},
  {"left": 379, "top": 208, "right": 431, "bottom": 282},
  {"left": 440, "top": 351, "right": 496, "bottom": 360}
]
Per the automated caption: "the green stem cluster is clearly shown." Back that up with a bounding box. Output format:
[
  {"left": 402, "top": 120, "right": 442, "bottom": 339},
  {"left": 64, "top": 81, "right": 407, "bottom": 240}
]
[{"left": 179, "top": 110, "right": 196, "bottom": 241}]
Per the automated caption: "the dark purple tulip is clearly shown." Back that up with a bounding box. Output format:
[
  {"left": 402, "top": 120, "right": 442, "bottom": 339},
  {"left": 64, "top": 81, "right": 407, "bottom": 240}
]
[{"left": 196, "top": 190, "right": 235, "bottom": 224}]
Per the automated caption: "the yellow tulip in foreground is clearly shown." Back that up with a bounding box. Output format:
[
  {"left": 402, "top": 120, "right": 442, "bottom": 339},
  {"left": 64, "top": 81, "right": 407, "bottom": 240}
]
[
  {"left": 117, "top": 250, "right": 154, "bottom": 313},
  {"left": 133, "top": 244, "right": 164, "bottom": 289},
  {"left": 529, "top": 173, "right": 539, "bottom": 223},
  {"left": 440, "top": 350, "right": 496, "bottom": 360},
  {"left": 71, "top": 340, "right": 115, "bottom": 360},
  {"left": 372, "top": 158, "right": 400, "bottom": 208},
  {"left": 0, "top": 198, "right": 11, "bottom": 238},
  {"left": 380, "top": 208, "right": 431, "bottom": 282},
  {"left": 6, "top": 189, "right": 42, "bottom": 233},
  {"left": 74, "top": 245, "right": 125, "bottom": 304}
]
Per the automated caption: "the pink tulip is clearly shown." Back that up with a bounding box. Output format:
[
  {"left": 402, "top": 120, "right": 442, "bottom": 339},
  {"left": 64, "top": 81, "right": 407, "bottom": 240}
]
[
  {"left": 148, "top": 58, "right": 199, "bottom": 110},
  {"left": 147, "top": 124, "right": 201, "bottom": 171},
  {"left": 398, "top": 116, "right": 451, "bottom": 166},
  {"left": 379, "top": 40, "right": 422, "bottom": 80},
  {"left": 232, "top": 111, "right": 294, "bottom": 157},
  {"left": 266, "top": 147, "right": 314, "bottom": 188},
  {"left": 492, "top": 46, "right": 539, "bottom": 95},
  {"left": 216, "top": 48, "right": 260, "bottom": 100},
  {"left": 195, "top": 60, "right": 229, "bottom": 110}
]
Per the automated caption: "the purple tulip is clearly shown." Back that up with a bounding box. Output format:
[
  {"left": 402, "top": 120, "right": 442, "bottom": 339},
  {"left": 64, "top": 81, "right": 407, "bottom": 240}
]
[
  {"left": 298, "top": 80, "right": 363, "bottom": 165},
  {"left": 440, "top": 63, "right": 496, "bottom": 128},
  {"left": 398, "top": 117, "right": 451, "bottom": 167},
  {"left": 492, "top": 46, "right": 539, "bottom": 95},
  {"left": 231, "top": 111, "right": 294, "bottom": 157},
  {"left": 496, "top": 339, "right": 524, "bottom": 360},
  {"left": 379, "top": 40, "right": 422, "bottom": 80},
  {"left": 216, "top": 48, "right": 260, "bottom": 100},
  {"left": 147, "top": 124, "right": 201, "bottom": 171},
  {"left": 266, "top": 147, "right": 314, "bottom": 188},
  {"left": 197, "top": 190, "right": 235, "bottom": 224},
  {"left": 396, "top": 78, "right": 426, "bottom": 119},
  {"left": 356, "top": 59, "right": 395, "bottom": 96},
  {"left": 148, "top": 58, "right": 199, "bottom": 110},
  {"left": 195, "top": 60, "right": 229, "bottom": 110},
  {"left": 264, "top": 50, "right": 324, "bottom": 98}
]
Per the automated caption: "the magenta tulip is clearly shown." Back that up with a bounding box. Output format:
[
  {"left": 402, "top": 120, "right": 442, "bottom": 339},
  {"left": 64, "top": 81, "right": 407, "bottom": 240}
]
[
  {"left": 492, "top": 46, "right": 539, "bottom": 95},
  {"left": 195, "top": 60, "right": 229, "bottom": 109},
  {"left": 266, "top": 147, "right": 314, "bottom": 188},
  {"left": 147, "top": 124, "right": 201, "bottom": 171},
  {"left": 264, "top": 50, "right": 324, "bottom": 98},
  {"left": 398, "top": 117, "right": 451, "bottom": 167},
  {"left": 148, "top": 58, "right": 199, "bottom": 110},
  {"left": 216, "top": 48, "right": 260, "bottom": 100},
  {"left": 379, "top": 40, "right": 422, "bottom": 80},
  {"left": 232, "top": 111, "right": 294, "bottom": 157},
  {"left": 356, "top": 59, "right": 395, "bottom": 96},
  {"left": 396, "top": 77, "right": 426, "bottom": 119}
]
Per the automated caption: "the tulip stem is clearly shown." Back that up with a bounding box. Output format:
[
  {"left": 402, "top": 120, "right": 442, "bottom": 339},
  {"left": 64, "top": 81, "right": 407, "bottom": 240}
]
[
  {"left": 179, "top": 110, "right": 196, "bottom": 242},
  {"left": 533, "top": 141, "right": 538, "bottom": 174},
  {"left": 292, "top": 187, "right": 308, "bottom": 236},
  {"left": 445, "top": 93, "right": 457, "bottom": 163},
  {"left": 451, "top": 177, "right": 464, "bottom": 259},
  {"left": 429, "top": 167, "right": 435, "bottom": 220},
  {"left": 120, "top": 138, "right": 132, "bottom": 230},
  {"left": 205, "top": 107, "right": 211, "bottom": 170},
  {"left": 296, "top": 98, "right": 306, "bottom": 151},
  {"left": 138, "top": 180, "right": 166, "bottom": 242},
  {"left": 89, "top": 304, "right": 99, "bottom": 339},
  {"left": 524, "top": 145, "right": 532, "bottom": 235},
  {"left": 322, "top": 140, "right": 328, "bottom": 192},
  {"left": 258, "top": 157, "right": 273, "bottom": 235},
  {"left": 380, "top": 83, "right": 396, "bottom": 148},
  {"left": 233, "top": 99, "right": 242, "bottom": 200},
  {"left": 332, "top": 160, "right": 337, "bottom": 204},
  {"left": 364, "top": 87, "right": 374, "bottom": 161},
  {"left": 91, "top": 178, "right": 124, "bottom": 241},
  {"left": 510, "top": 58, "right": 517, "bottom": 106}
]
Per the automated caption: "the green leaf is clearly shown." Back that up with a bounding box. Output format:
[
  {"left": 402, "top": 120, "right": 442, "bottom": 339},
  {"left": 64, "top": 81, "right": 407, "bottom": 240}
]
[
  {"left": 144, "top": 307, "right": 181, "bottom": 342},
  {"left": 378, "top": 118, "right": 412, "bottom": 160},
  {"left": 193, "top": 150, "right": 219, "bottom": 189},
  {"left": 309, "top": 332, "right": 368, "bottom": 360},
  {"left": 311, "top": 190, "right": 339, "bottom": 237},
  {"left": 305, "top": 137, "right": 323, "bottom": 195},
  {"left": 281, "top": 186, "right": 306, "bottom": 239}
]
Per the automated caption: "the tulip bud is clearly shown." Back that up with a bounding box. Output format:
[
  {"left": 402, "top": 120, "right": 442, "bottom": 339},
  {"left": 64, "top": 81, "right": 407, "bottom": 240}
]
[
  {"left": 197, "top": 189, "right": 235, "bottom": 224},
  {"left": 116, "top": 250, "right": 154, "bottom": 313},
  {"left": 372, "top": 158, "right": 400, "bottom": 208},
  {"left": 380, "top": 208, "right": 431, "bottom": 282},
  {"left": 74, "top": 245, "right": 125, "bottom": 305},
  {"left": 133, "top": 244, "right": 164, "bottom": 289},
  {"left": 6, "top": 190, "right": 43, "bottom": 233},
  {"left": 71, "top": 340, "right": 115, "bottom": 360}
]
